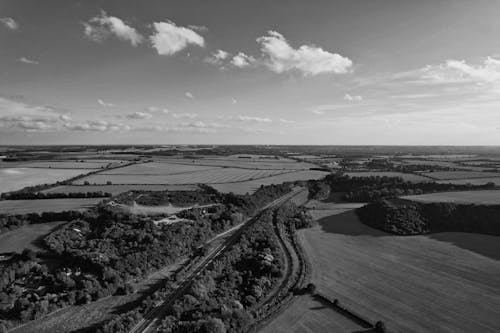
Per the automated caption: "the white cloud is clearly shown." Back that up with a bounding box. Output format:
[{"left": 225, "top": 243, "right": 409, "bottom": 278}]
[
  {"left": 18, "top": 57, "right": 39, "bottom": 65},
  {"left": 0, "top": 115, "right": 58, "bottom": 132},
  {"left": 230, "top": 52, "right": 255, "bottom": 68},
  {"left": 0, "top": 17, "right": 18, "bottom": 30},
  {"left": 126, "top": 111, "right": 152, "bottom": 119},
  {"left": 59, "top": 114, "right": 72, "bottom": 121},
  {"left": 309, "top": 109, "right": 325, "bottom": 115},
  {"left": 172, "top": 112, "right": 197, "bottom": 119},
  {"left": 279, "top": 118, "right": 296, "bottom": 124},
  {"left": 185, "top": 92, "right": 194, "bottom": 99},
  {"left": 344, "top": 93, "right": 363, "bottom": 101},
  {"left": 232, "top": 98, "right": 238, "bottom": 104},
  {"left": 97, "top": 99, "right": 114, "bottom": 107},
  {"left": 84, "top": 11, "right": 143, "bottom": 46},
  {"left": 188, "top": 25, "right": 208, "bottom": 32},
  {"left": 150, "top": 21, "right": 205, "bottom": 55},
  {"left": 64, "top": 120, "right": 130, "bottom": 132},
  {"left": 205, "top": 49, "right": 231, "bottom": 65},
  {"left": 236, "top": 115, "right": 272, "bottom": 123},
  {"left": 256, "top": 31, "right": 352, "bottom": 76},
  {"left": 147, "top": 106, "right": 169, "bottom": 114},
  {"left": 422, "top": 57, "right": 500, "bottom": 85}
]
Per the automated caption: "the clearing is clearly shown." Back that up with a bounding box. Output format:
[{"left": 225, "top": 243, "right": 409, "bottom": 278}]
[
  {"left": 403, "top": 190, "right": 500, "bottom": 205},
  {"left": 0, "top": 198, "right": 103, "bottom": 214},
  {"left": 0, "top": 221, "right": 66, "bottom": 253}
]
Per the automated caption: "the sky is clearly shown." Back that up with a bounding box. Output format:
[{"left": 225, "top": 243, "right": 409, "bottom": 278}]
[{"left": 1, "top": 0, "right": 500, "bottom": 145}]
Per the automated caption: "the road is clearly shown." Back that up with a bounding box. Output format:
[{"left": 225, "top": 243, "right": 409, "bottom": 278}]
[{"left": 128, "top": 188, "right": 304, "bottom": 333}]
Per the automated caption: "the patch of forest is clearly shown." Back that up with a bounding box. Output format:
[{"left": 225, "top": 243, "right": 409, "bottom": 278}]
[{"left": 357, "top": 198, "right": 500, "bottom": 235}]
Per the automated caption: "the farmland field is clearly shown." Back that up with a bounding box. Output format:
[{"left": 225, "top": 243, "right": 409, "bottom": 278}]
[
  {"left": 99, "top": 162, "right": 217, "bottom": 175},
  {"left": 15, "top": 160, "right": 124, "bottom": 169},
  {"left": 0, "top": 168, "right": 91, "bottom": 194},
  {"left": 211, "top": 170, "right": 329, "bottom": 194},
  {"left": 0, "top": 198, "right": 103, "bottom": 214},
  {"left": 295, "top": 204, "right": 500, "bottom": 333},
  {"left": 344, "top": 171, "right": 431, "bottom": 182},
  {"left": 44, "top": 184, "right": 198, "bottom": 195},
  {"left": 153, "top": 156, "right": 316, "bottom": 170},
  {"left": 437, "top": 177, "right": 500, "bottom": 186},
  {"left": 422, "top": 170, "right": 500, "bottom": 180},
  {"left": 73, "top": 168, "right": 294, "bottom": 185},
  {"left": 403, "top": 190, "right": 500, "bottom": 205},
  {"left": 0, "top": 221, "right": 67, "bottom": 253}
]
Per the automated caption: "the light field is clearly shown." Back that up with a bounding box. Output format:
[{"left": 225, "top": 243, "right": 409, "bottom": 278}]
[
  {"left": 0, "top": 168, "right": 90, "bottom": 194},
  {"left": 297, "top": 205, "right": 500, "bottom": 333},
  {"left": 44, "top": 184, "right": 198, "bottom": 195},
  {"left": 16, "top": 161, "right": 121, "bottom": 169},
  {"left": 153, "top": 156, "right": 316, "bottom": 170},
  {"left": 211, "top": 170, "right": 329, "bottom": 194},
  {"left": 0, "top": 198, "right": 102, "bottom": 214},
  {"left": 344, "top": 171, "right": 431, "bottom": 182},
  {"left": 403, "top": 190, "right": 500, "bottom": 205},
  {"left": 73, "top": 168, "right": 293, "bottom": 185},
  {"left": 99, "top": 162, "right": 216, "bottom": 175},
  {"left": 0, "top": 221, "right": 67, "bottom": 253},
  {"left": 423, "top": 171, "right": 500, "bottom": 180}
]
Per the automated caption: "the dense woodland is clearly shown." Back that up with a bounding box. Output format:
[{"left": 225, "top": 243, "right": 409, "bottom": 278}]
[
  {"left": 307, "top": 174, "right": 496, "bottom": 202},
  {"left": 96, "top": 201, "right": 313, "bottom": 333},
  {"left": 0, "top": 184, "right": 292, "bottom": 330},
  {"left": 357, "top": 198, "right": 500, "bottom": 235}
]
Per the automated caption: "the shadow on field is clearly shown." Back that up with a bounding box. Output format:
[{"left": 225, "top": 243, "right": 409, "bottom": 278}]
[
  {"left": 317, "top": 210, "right": 387, "bottom": 237},
  {"left": 428, "top": 232, "right": 500, "bottom": 261}
]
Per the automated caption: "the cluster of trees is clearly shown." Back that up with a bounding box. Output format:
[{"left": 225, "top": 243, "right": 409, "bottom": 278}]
[
  {"left": 0, "top": 211, "right": 84, "bottom": 235},
  {"left": 1, "top": 191, "right": 111, "bottom": 200},
  {"left": 308, "top": 174, "right": 496, "bottom": 202},
  {"left": 357, "top": 199, "right": 500, "bottom": 235},
  {"left": 0, "top": 184, "right": 294, "bottom": 328}
]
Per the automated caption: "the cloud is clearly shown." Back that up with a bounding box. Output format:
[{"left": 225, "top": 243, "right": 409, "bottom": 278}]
[
  {"left": 147, "top": 106, "right": 169, "bottom": 114},
  {"left": 344, "top": 93, "right": 363, "bottom": 101},
  {"left": 59, "top": 114, "right": 72, "bottom": 121},
  {"left": 279, "top": 118, "right": 296, "bottom": 124},
  {"left": 172, "top": 112, "right": 197, "bottom": 119},
  {"left": 0, "top": 17, "right": 18, "bottom": 30},
  {"left": 230, "top": 52, "right": 256, "bottom": 68},
  {"left": 236, "top": 115, "right": 272, "bottom": 123},
  {"left": 0, "top": 115, "right": 58, "bottom": 132},
  {"left": 84, "top": 11, "right": 143, "bottom": 46},
  {"left": 64, "top": 120, "right": 130, "bottom": 132},
  {"left": 309, "top": 109, "right": 325, "bottom": 115},
  {"left": 18, "top": 57, "right": 39, "bottom": 65},
  {"left": 204, "top": 49, "right": 231, "bottom": 65},
  {"left": 422, "top": 57, "right": 500, "bottom": 85},
  {"left": 185, "top": 92, "right": 194, "bottom": 99},
  {"left": 126, "top": 111, "right": 152, "bottom": 119},
  {"left": 97, "top": 99, "right": 114, "bottom": 107},
  {"left": 256, "top": 31, "right": 352, "bottom": 76},
  {"left": 150, "top": 21, "right": 205, "bottom": 55},
  {"left": 188, "top": 25, "right": 208, "bottom": 32},
  {"left": 232, "top": 98, "right": 238, "bottom": 104}
]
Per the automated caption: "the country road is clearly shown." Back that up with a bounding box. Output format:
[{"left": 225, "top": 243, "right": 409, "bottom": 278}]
[{"left": 128, "top": 187, "right": 305, "bottom": 333}]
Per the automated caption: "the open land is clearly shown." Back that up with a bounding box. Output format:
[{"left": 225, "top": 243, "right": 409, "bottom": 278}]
[
  {"left": 0, "top": 198, "right": 103, "bottom": 214},
  {"left": 403, "top": 190, "right": 500, "bottom": 205}
]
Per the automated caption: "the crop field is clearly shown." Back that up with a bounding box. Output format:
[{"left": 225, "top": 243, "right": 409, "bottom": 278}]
[
  {"left": 344, "top": 171, "right": 431, "bottom": 182},
  {"left": 154, "top": 156, "right": 316, "bottom": 170},
  {"left": 403, "top": 190, "right": 500, "bottom": 205},
  {"left": 437, "top": 177, "right": 500, "bottom": 186},
  {"left": 422, "top": 171, "right": 500, "bottom": 180},
  {"left": 99, "top": 162, "right": 217, "bottom": 175},
  {"left": 44, "top": 184, "right": 198, "bottom": 195},
  {"left": 0, "top": 221, "right": 67, "bottom": 253},
  {"left": 0, "top": 168, "right": 91, "bottom": 194},
  {"left": 15, "top": 160, "right": 124, "bottom": 169},
  {"left": 210, "top": 170, "right": 329, "bottom": 194},
  {"left": 0, "top": 198, "right": 103, "bottom": 214},
  {"left": 297, "top": 203, "right": 500, "bottom": 333},
  {"left": 73, "top": 168, "right": 294, "bottom": 185},
  {"left": 262, "top": 294, "right": 369, "bottom": 333}
]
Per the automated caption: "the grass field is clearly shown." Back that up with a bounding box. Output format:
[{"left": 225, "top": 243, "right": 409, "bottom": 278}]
[
  {"left": 44, "top": 184, "right": 198, "bottom": 195},
  {"left": 73, "top": 168, "right": 293, "bottom": 185},
  {"left": 15, "top": 161, "right": 122, "bottom": 169},
  {"left": 344, "top": 171, "right": 431, "bottom": 182},
  {"left": 0, "top": 168, "right": 90, "bottom": 194},
  {"left": 296, "top": 204, "right": 500, "bottom": 333},
  {"left": 211, "top": 170, "right": 329, "bottom": 194},
  {"left": 437, "top": 177, "right": 500, "bottom": 186},
  {"left": 422, "top": 171, "right": 500, "bottom": 180},
  {"left": 0, "top": 221, "right": 66, "bottom": 253},
  {"left": 403, "top": 190, "right": 500, "bottom": 205},
  {"left": 0, "top": 198, "right": 102, "bottom": 214}
]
